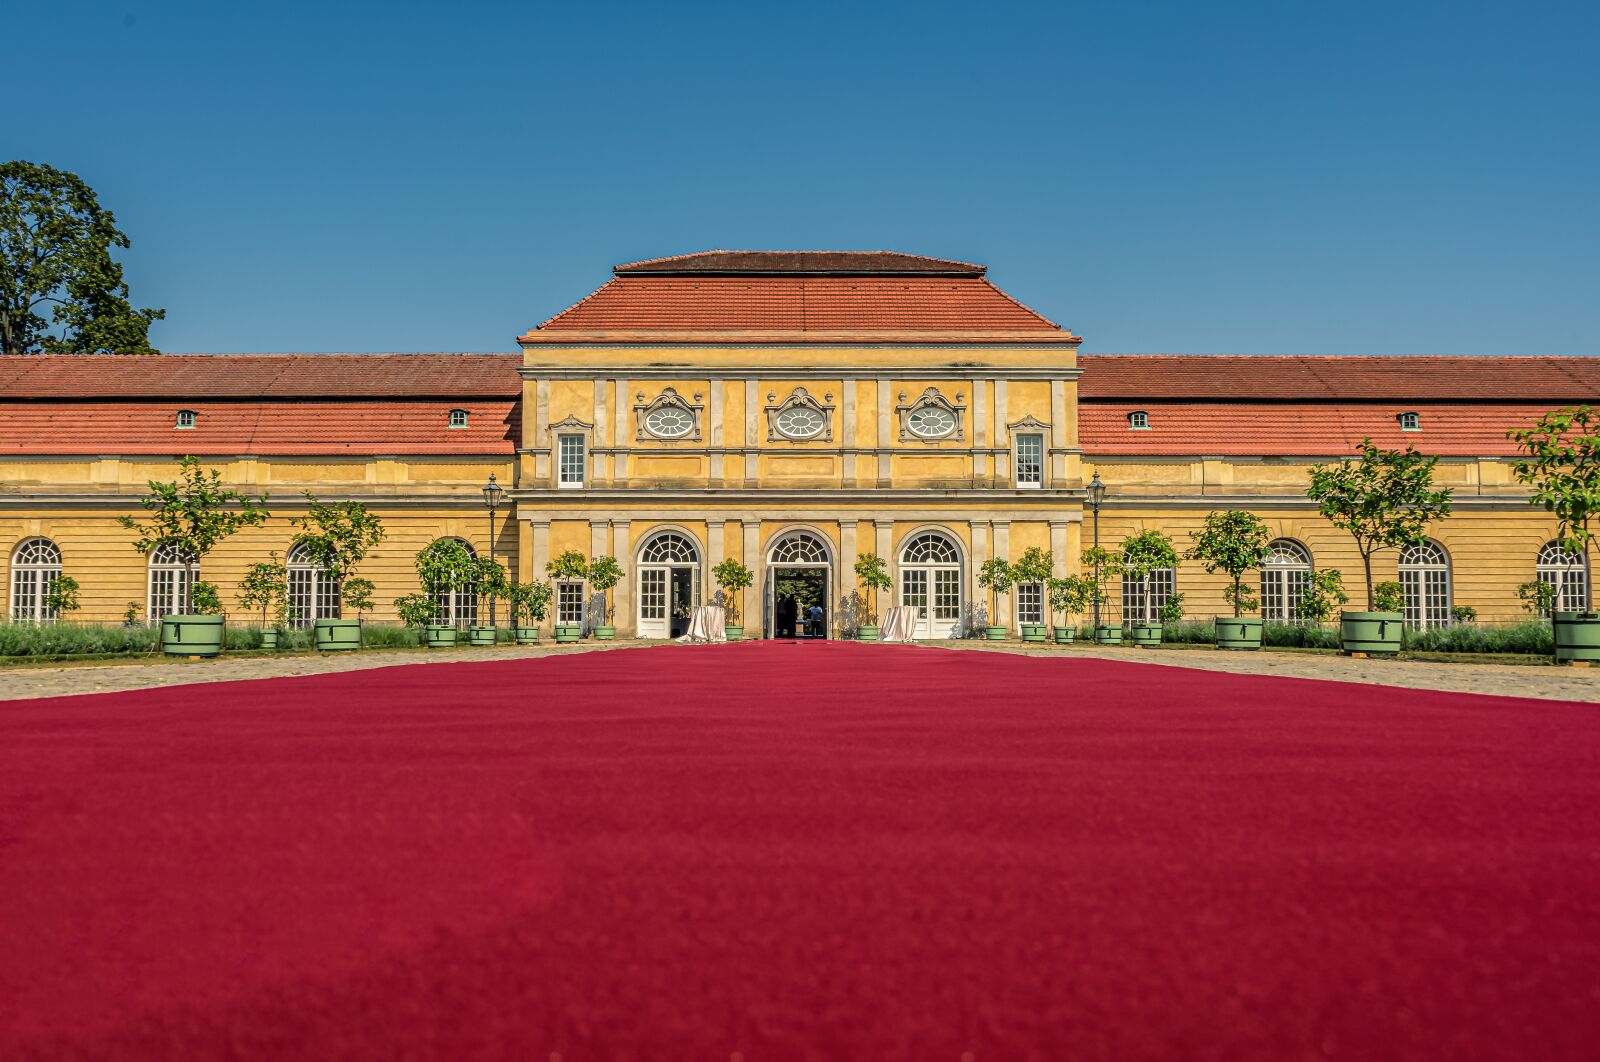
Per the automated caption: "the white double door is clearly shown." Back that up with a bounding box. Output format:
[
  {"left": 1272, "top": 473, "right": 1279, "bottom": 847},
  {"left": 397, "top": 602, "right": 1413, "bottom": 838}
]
[
  {"left": 638, "top": 564, "right": 697, "bottom": 639},
  {"left": 899, "top": 564, "right": 962, "bottom": 639}
]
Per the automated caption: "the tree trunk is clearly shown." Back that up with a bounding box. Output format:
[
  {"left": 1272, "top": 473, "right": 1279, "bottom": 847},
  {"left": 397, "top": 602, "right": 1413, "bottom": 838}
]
[
  {"left": 184, "top": 560, "right": 195, "bottom": 613},
  {"left": 1233, "top": 574, "right": 1243, "bottom": 617},
  {"left": 1361, "top": 550, "right": 1374, "bottom": 611}
]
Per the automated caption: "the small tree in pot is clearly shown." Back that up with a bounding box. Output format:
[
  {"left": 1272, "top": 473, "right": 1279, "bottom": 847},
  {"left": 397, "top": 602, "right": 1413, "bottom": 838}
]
[
  {"left": 415, "top": 538, "right": 477, "bottom": 648},
  {"left": 119, "top": 455, "right": 269, "bottom": 657},
  {"left": 392, "top": 592, "right": 433, "bottom": 637},
  {"left": 237, "top": 553, "right": 288, "bottom": 650},
  {"left": 1047, "top": 574, "right": 1094, "bottom": 644},
  {"left": 291, "top": 494, "right": 385, "bottom": 652},
  {"left": 851, "top": 553, "right": 890, "bottom": 641},
  {"left": 1187, "top": 510, "right": 1272, "bottom": 650},
  {"left": 342, "top": 578, "right": 375, "bottom": 621},
  {"left": 1307, "top": 439, "right": 1452, "bottom": 655},
  {"left": 586, "top": 555, "right": 623, "bottom": 640},
  {"left": 712, "top": 558, "right": 754, "bottom": 640},
  {"left": 545, "top": 550, "right": 589, "bottom": 642},
  {"left": 1510, "top": 405, "right": 1600, "bottom": 662},
  {"left": 506, "top": 580, "right": 553, "bottom": 644},
  {"left": 977, "top": 558, "right": 1014, "bottom": 640},
  {"left": 1081, "top": 545, "right": 1124, "bottom": 644},
  {"left": 1010, "top": 547, "right": 1054, "bottom": 642},
  {"left": 1120, "top": 530, "right": 1179, "bottom": 648},
  {"left": 1293, "top": 568, "right": 1349, "bottom": 628},
  {"left": 469, "top": 557, "right": 508, "bottom": 646}
]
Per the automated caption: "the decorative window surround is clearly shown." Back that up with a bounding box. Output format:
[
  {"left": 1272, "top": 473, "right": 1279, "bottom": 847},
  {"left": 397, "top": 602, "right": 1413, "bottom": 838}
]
[
  {"left": 896, "top": 387, "right": 967, "bottom": 442},
  {"left": 550, "top": 414, "right": 594, "bottom": 489},
  {"left": 634, "top": 387, "right": 704, "bottom": 442},
  {"left": 765, "top": 386, "right": 835, "bottom": 442},
  {"left": 1008, "top": 416, "right": 1050, "bottom": 488}
]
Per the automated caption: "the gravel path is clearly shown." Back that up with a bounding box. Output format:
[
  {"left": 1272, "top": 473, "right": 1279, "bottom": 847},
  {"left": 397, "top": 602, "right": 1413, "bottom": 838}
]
[{"left": 3, "top": 637, "right": 1597, "bottom": 704}]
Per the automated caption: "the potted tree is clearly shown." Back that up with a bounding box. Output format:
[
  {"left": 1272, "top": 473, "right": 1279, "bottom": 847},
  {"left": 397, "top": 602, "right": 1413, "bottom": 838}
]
[
  {"left": 588, "top": 555, "right": 623, "bottom": 640},
  {"left": 44, "top": 574, "right": 81, "bottom": 625},
  {"left": 713, "top": 557, "right": 755, "bottom": 641},
  {"left": 546, "top": 550, "right": 588, "bottom": 643},
  {"left": 415, "top": 538, "right": 476, "bottom": 648},
  {"left": 342, "top": 577, "right": 375, "bottom": 625},
  {"left": 1082, "top": 545, "right": 1123, "bottom": 644},
  {"left": 1510, "top": 405, "right": 1600, "bottom": 662},
  {"left": 1010, "top": 547, "right": 1054, "bottom": 642},
  {"left": 470, "top": 557, "right": 508, "bottom": 646},
  {"left": 291, "top": 495, "right": 385, "bottom": 653},
  {"left": 851, "top": 553, "right": 890, "bottom": 641},
  {"left": 507, "top": 580, "right": 553, "bottom": 644},
  {"left": 1307, "top": 438, "right": 1453, "bottom": 656},
  {"left": 237, "top": 554, "right": 288, "bottom": 650},
  {"left": 1293, "top": 568, "right": 1349, "bottom": 632},
  {"left": 977, "top": 558, "right": 1013, "bottom": 640},
  {"left": 119, "top": 455, "right": 269, "bottom": 657},
  {"left": 1047, "top": 574, "right": 1093, "bottom": 644},
  {"left": 1120, "top": 529, "right": 1179, "bottom": 648},
  {"left": 392, "top": 592, "right": 433, "bottom": 643},
  {"left": 1186, "top": 510, "right": 1272, "bottom": 651}
]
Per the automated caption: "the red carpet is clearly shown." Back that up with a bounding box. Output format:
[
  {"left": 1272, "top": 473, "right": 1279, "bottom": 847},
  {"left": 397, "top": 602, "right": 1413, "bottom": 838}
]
[{"left": 2, "top": 643, "right": 1598, "bottom": 1060}]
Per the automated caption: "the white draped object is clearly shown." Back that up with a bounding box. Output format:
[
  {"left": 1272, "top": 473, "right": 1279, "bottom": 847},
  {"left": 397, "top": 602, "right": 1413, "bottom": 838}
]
[
  {"left": 676, "top": 605, "right": 728, "bottom": 643},
  {"left": 878, "top": 606, "right": 919, "bottom": 643}
]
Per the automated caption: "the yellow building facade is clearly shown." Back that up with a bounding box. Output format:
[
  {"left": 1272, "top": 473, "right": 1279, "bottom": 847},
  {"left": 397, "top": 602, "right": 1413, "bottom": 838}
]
[{"left": 2, "top": 252, "right": 1596, "bottom": 636}]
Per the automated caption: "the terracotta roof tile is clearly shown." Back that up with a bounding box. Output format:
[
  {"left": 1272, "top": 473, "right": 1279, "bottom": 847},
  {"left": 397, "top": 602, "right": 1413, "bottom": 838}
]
[
  {"left": 613, "top": 250, "right": 987, "bottom": 275},
  {"left": 1081, "top": 402, "right": 1557, "bottom": 456},
  {"left": 1080, "top": 355, "right": 1600, "bottom": 401},
  {"left": 0, "top": 400, "right": 519, "bottom": 455}
]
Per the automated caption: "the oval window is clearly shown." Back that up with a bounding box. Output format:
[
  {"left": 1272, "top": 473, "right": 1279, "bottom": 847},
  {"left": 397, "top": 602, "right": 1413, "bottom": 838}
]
[
  {"left": 776, "top": 405, "right": 825, "bottom": 439},
  {"left": 644, "top": 404, "right": 694, "bottom": 439},
  {"left": 907, "top": 404, "right": 956, "bottom": 439}
]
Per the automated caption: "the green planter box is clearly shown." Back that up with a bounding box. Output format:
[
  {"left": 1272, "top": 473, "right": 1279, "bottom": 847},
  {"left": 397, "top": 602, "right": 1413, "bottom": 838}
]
[
  {"left": 468, "top": 625, "right": 497, "bottom": 647},
  {"left": 1340, "top": 611, "right": 1402, "bottom": 655},
  {"left": 260, "top": 628, "right": 280, "bottom": 650},
  {"left": 1020, "top": 624, "right": 1048, "bottom": 642},
  {"left": 1093, "top": 625, "right": 1123, "bottom": 645},
  {"left": 725, "top": 625, "right": 744, "bottom": 641},
  {"left": 855, "top": 625, "right": 879, "bottom": 641},
  {"left": 161, "top": 614, "right": 225, "bottom": 657},
  {"left": 1130, "top": 622, "right": 1163, "bottom": 648},
  {"left": 592, "top": 625, "right": 616, "bottom": 641},
  {"left": 1215, "top": 616, "right": 1264, "bottom": 651},
  {"left": 425, "top": 624, "right": 458, "bottom": 649},
  {"left": 1553, "top": 612, "right": 1600, "bottom": 662},
  {"left": 554, "top": 624, "right": 582, "bottom": 644},
  {"left": 514, "top": 626, "right": 540, "bottom": 645},
  {"left": 1053, "top": 626, "right": 1075, "bottom": 644},
  {"left": 984, "top": 625, "right": 1008, "bottom": 641},
  {"left": 314, "top": 618, "right": 362, "bottom": 652}
]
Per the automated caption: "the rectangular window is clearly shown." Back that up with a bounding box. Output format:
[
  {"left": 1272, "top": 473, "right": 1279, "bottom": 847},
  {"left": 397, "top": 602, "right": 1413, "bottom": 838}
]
[
  {"left": 1017, "top": 582, "right": 1044, "bottom": 624},
  {"left": 558, "top": 434, "right": 586, "bottom": 488},
  {"left": 1016, "top": 434, "right": 1044, "bottom": 488},
  {"left": 1123, "top": 570, "right": 1176, "bottom": 623},
  {"left": 558, "top": 581, "right": 585, "bottom": 625}
]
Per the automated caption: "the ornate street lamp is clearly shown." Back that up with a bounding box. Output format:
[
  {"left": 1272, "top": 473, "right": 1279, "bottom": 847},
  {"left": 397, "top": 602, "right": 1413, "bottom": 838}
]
[
  {"left": 482, "top": 473, "right": 503, "bottom": 628},
  {"left": 1086, "top": 471, "right": 1107, "bottom": 630}
]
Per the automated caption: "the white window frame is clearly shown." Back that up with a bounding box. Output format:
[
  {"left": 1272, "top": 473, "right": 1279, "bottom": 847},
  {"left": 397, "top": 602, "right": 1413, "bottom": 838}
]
[
  {"left": 10, "top": 537, "right": 63, "bottom": 622},
  {"left": 448, "top": 408, "right": 469, "bottom": 429},
  {"left": 1260, "top": 539, "right": 1312, "bottom": 622},
  {"left": 1398, "top": 411, "right": 1421, "bottom": 431},
  {"left": 557, "top": 580, "right": 585, "bottom": 625},
  {"left": 287, "top": 542, "right": 341, "bottom": 628},
  {"left": 557, "top": 433, "right": 587, "bottom": 488},
  {"left": 1015, "top": 433, "right": 1044, "bottom": 488},
  {"left": 1128, "top": 410, "right": 1150, "bottom": 430},
  {"left": 1537, "top": 541, "right": 1589, "bottom": 614},
  {"left": 148, "top": 542, "right": 198, "bottom": 620},
  {"left": 1399, "top": 541, "right": 1451, "bottom": 630},
  {"left": 1016, "top": 582, "right": 1044, "bottom": 625},
  {"left": 175, "top": 409, "right": 197, "bottom": 430}
]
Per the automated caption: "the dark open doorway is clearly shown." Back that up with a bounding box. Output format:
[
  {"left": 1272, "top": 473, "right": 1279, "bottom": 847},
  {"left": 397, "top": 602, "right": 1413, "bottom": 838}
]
[{"left": 772, "top": 567, "right": 828, "bottom": 639}]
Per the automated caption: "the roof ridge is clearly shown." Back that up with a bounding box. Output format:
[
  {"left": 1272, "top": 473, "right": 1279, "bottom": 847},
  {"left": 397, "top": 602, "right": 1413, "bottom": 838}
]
[{"left": 977, "top": 276, "right": 1061, "bottom": 332}]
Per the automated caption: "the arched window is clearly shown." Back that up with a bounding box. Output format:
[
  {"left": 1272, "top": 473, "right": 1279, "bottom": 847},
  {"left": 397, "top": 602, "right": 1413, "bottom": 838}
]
[
  {"left": 898, "top": 532, "right": 963, "bottom": 638},
  {"left": 148, "top": 542, "right": 199, "bottom": 620},
  {"left": 640, "top": 532, "right": 700, "bottom": 565},
  {"left": 10, "top": 538, "right": 63, "bottom": 622},
  {"left": 1122, "top": 557, "right": 1175, "bottom": 624},
  {"left": 900, "top": 533, "right": 960, "bottom": 565},
  {"left": 286, "top": 542, "right": 341, "bottom": 628},
  {"left": 1537, "top": 541, "right": 1589, "bottom": 614},
  {"left": 770, "top": 531, "right": 830, "bottom": 565},
  {"left": 1260, "top": 539, "right": 1312, "bottom": 622},
  {"left": 1399, "top": 541, "right": 1451, "bottom": 629},
  {"left": 429, "top": 538, "right": 478, "bottom": 628}
]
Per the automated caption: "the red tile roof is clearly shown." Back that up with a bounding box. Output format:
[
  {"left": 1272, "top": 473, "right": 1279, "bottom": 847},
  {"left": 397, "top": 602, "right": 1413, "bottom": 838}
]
[
  {"left": 0, "top": 400, "right": 519, "bottom": 455},
  {"left": 613, "top": 250, "right": 987, "bottom": 275},
  {"left": 0, "top": 354, "right": 522, "bottom": 399},
  {"left": 1081, "top": 402, "right": 1558, "bottom": 456},
  {"left": 1079, "top": 355, "right": 1600, "bottom": 401}
]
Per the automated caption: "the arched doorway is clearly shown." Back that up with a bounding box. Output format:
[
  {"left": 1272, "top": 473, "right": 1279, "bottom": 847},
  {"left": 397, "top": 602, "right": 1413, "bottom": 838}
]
[
  {"left": 637, "top": 530, "right": 700, "bottom": 639},
  {"left": 899, "top": 531, "right": 963, "bottom": 639},
  {"left": 767, "top": 530, "right": 831, "bottom": 639}
]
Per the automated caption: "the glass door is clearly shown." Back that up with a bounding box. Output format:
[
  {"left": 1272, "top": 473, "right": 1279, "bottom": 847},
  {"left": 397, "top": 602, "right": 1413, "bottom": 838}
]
[
  {"left": 638, "top": 567, "right": 668, "bottom": 638},
  {"left": 902, "top": 569, "right": 929, "bottom": 638}
]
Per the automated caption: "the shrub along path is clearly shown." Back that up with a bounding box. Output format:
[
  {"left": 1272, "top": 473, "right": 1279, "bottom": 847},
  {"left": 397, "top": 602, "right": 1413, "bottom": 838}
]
[{"left": 2, "top": 642, "right": 1597, "bottom": 1059}]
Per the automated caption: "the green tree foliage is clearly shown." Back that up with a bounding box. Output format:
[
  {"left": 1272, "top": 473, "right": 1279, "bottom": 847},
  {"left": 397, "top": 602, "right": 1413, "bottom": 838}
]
[
  {"left": 1186, "top": 510, "right": 1272, "bottom": 617},
  {"left": 237, "top": 553, "right": 288, "bottom": 626},
  {"left": 341, "top": 577, "right": 375, "bottom": 619},
  {"left": 190, "top": 580, "right": 223, "bottom": 615},
  {"left": 392, "top": 593, "right": 433, "bottom": 628},
  {"left": 290, "top": 494, "right": 386, "bottom": 582},
  {"left": 474, "top": 557, "right": 509, "bottom": 623},
  {"left": 415, "top": 538, "right": 478, "bottom": 615},
  {"left": 1293, "top": 569, "right": 1349, "bottom": 625},
  {"left": 1372, "top": 580, "right": 1405, "bottom": 613},
  {"left": 1518, "top": 579, "right": 1556, "bottom": 615},
  {"left": 977, "top": 558, "right": 1014, "bottom": 625},
  {"left": 506, "top": 580, "right": 553, "bottom": 626},
  {"left": 1011, "top": 547, "right": 1054, "bottom": 587},
  {"left": 545, "top": 550, "right": 589, "bottom": 582},
  {"left": 1047, "top": 574, "right": 1095, "bottom": 627},
  {"left": 44, "top": 574, "right": 80, "bottom": 617},
  {"left": 1509, "top": 405, "right": 1600, "bottom": 611},
  {"left": 850, "top": 553, "right": 890, "bottom": 625},
  {"left": 1, "top": 160, "right": 165, "bottom": 355},
  {"left": 1307, "top": 439, "right": 1454, "bottom": 609},
  {"left": 118, "top": 456, "right": 269, "bottom": 613},
  {"left": 1158, "top": 592, "right": 1186, "bottom": 626},
  {"left": 1080, "top": 546, "right": 1123, "bottom": 623},
  {"left": 586, "top": 556, "right": 623, "bottom": 624},
  {"left": 1120, "top": 530, "right": 1179, "bottom": 623},
  {"left": 713, "top": 558, "right": 755, "bottom": 624}
]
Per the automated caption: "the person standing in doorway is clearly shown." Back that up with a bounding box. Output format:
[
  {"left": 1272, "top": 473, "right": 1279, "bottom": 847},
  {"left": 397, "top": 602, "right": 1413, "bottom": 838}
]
[{"left": 808, "top": 603, "right": 824, "bottom": 638}]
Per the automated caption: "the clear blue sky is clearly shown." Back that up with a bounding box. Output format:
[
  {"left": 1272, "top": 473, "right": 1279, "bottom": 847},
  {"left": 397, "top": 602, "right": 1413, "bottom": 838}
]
[{"left": 10, "top": 0, "right": 1598, "bottom": 355}]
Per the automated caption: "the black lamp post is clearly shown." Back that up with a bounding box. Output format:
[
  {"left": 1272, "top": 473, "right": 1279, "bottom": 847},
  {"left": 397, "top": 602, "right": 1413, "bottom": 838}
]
[
  {"left": 1086, "top": 470, "right": 1107, "bottom": 631},
  {"left": 482, "top": 472, "right": 503, "bottom": 627}
]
